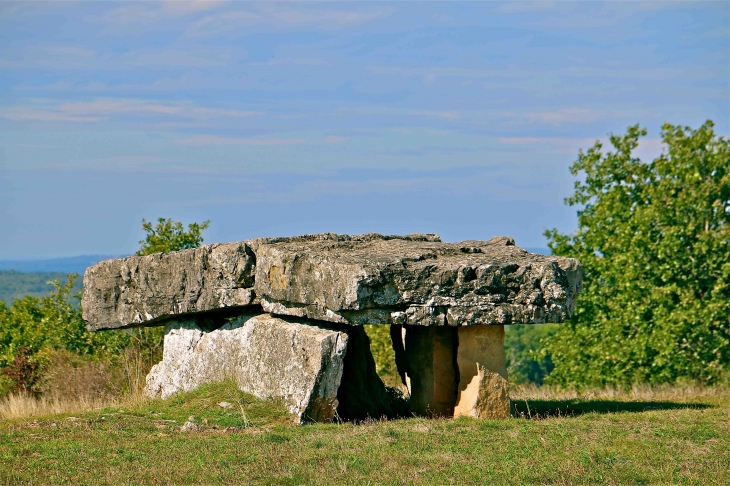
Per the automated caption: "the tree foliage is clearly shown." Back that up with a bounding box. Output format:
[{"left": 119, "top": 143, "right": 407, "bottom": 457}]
[
  {"left": 0, "top": 217, "right": 212, "bottom": 396},
  {"left": 0, "top": 277, "right": 131, "bottom": 394},
  {"left": 543, "top": 121, "right": 730, "bottom": 386},
  {"left": 137, "top": 217, "right": 210, "bottom": 256},
  {"left": 505, "top": 325, "right": 557, "bottom": 386}
]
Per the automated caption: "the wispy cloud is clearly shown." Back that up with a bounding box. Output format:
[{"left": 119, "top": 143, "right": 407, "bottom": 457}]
[
  {"left": 174, "top": 135, "right": 307, "bottom": 146},
  {"left": 494, "top": 1, "right": 558, "bottom": 14},
  {"left": 0, "top": 45, "right": 98, "bottom": 69},
  {"left": 186, "top": 5, "right": 389, "bottom": 36},
  {"left": 0, "top": 107, "right": 101, "bottom": 123},
  {"left": 116, "top": 47, "right": 238, "bottom": 67},
  {"left": 336, "top": 106, "right": 461, "bottom": 122},
  {"left": 520, "top": 108, "right": 602, "bottom": 125},
  {"left": 324, "top": 136, "right": 347, "bottom": 144},
  {"left": 0, "top": 99, "right": 260, "bottom": 123},
  {"left": 102, "top": 1, "right": 226, "bottom": 25}
]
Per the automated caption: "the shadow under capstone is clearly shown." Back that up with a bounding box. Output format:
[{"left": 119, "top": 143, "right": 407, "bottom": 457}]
[{"left": 327, "top": 324, "right": 409, "bottom": 422}]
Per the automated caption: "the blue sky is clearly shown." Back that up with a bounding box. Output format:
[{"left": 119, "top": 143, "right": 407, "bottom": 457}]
[{"left": 0, "top": 1, "right": 727, "bottom": 259}]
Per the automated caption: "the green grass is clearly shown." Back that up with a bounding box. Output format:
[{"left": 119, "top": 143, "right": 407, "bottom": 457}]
[{"left": 1, "top": 381, "right": 728, "bottom": 485}]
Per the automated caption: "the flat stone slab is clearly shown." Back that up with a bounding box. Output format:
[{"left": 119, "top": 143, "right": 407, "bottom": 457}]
[
  {"left": 256, "top": 236, "right": 581, "bottom": 326},
  {"left": 145, "top": 312, "right": 348, "bottom": 423},
  {"left": 82, "top": 233, "right": 439, "bottom": 331},
  {"left": 82, "top": 233, "right": 580, "bottom": 330},
  {"left": 82, "top": 242, "right": 256, "bottom": 331}
]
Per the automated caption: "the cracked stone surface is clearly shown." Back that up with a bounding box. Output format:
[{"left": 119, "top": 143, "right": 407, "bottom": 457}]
[
  {"left": 144, "top": 312, "right": 348, "bottom": 423},
  {"left": 256, "top": 235, "right": 582, "bottom": 326},
  {"left": 82, "top": 242, "right": 256, "bottom": 331},
  {"left": 83, "top": 233, "right": 438, "bottom": 331},
  {"left": 82, "top": 233, "right": 580, "bottom": 331}
]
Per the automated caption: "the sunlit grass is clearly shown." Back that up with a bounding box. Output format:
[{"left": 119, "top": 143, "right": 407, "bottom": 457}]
[{"left": 1, "top": 380, "right": 728, "bottom": 485}]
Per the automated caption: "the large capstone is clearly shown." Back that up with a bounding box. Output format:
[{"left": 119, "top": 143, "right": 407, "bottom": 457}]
[
  {"left": 144, "top": 312, "right": 348, "bottom": 423},
  {"left": 255, "top": 235, "right": 581, "bottom": 326},
  {"left": 82, "top": 233, "right": 440, "bottom": 331}
]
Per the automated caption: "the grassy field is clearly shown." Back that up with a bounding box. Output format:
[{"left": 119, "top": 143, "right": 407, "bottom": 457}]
[{"left": 1, "top": 382, "right": 728, "bottom": 485}]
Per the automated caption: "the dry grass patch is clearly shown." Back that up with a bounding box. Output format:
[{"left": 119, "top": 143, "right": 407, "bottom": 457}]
[{"left": 0, "top": 392, "right": 120, "bottom": 420}]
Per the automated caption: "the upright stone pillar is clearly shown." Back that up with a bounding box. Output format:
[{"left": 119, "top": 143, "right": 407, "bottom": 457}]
[
  {"left": 454, "top": 325, "right": 510, "bottom": 419},
  {"left": 403, "top": 326, "right": 458, "bottom": 417}
]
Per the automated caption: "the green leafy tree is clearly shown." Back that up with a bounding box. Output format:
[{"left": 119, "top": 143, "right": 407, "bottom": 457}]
[
  {"left": 543, "top": 121, "right": 730, "bottom": 386},
  {"left": 505, "top": 325, "right": 557, "bottom": 386},
  {"left": 0, "top": 276, "right": 130, "bottom": 394},
  {"left": 137, "top": 217, "right": 210, "bottom": 256}
]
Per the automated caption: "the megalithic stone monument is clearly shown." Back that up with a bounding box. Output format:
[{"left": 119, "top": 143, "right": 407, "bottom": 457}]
[{"left": 82, "top": 233, "right": 581, "bottom": 423}]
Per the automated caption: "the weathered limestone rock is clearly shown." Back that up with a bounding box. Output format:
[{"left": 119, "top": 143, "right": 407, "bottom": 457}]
[
  {"left": 256, "top": 236, "right": 582, "bottom": 326},
  {"left": 144, "top": 312, "right": 348, "bottom": 423},
  {"left": 82, "top": 233, "right": 440, "bottom": 331},
  {"left": 453, "top": 326, "right": 510, "bottom": 419},
  {"left": 82, "top": 242, "right": 256, "bottom": 331}
]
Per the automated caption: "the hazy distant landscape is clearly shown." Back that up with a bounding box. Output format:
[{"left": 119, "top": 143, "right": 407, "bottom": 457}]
[
  {"left": 0, "top": 255, "right": 118, "bottom": 275},
  {"left": 0, "top": 256, "right": 112, "bottom": 303}
]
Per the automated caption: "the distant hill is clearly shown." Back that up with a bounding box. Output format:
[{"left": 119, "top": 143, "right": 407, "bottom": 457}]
[
  {"left": 0, "top": 270, "right": 83, "bottom": 305},
  {"left": 0, "top": 255, "right": 118, "bottom": 274}
]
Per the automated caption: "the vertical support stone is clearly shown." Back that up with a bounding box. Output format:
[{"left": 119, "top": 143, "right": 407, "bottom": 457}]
[
  {"left": 403, "top": 326, "right": 458, "bottom": 417},
  {"left": 454, "top": 325, "right": 510, "bottom": 419}
]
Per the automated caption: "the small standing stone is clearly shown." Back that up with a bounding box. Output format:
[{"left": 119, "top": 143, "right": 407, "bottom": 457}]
[{"left": 454, "top": 325, "right": 510, "bottom": 419}]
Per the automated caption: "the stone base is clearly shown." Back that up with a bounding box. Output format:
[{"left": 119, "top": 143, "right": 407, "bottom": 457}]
[
  {"left": 398, "top": 325, "right": 509, "bottom": 419},
  {"left": 145, "top": 312, "right": 348, "bottom": 424}
]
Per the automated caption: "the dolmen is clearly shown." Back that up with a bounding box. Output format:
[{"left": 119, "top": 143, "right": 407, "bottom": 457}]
[{"left": 82, "top": 233, "right": 581, "bottom": 423}]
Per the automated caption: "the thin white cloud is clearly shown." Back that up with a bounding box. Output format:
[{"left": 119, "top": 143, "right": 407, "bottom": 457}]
[
  {"left": 324, "top": 136, "right": 348, "bottom": 144},
  {"left": 494, "top": 1, "right": 558, "bottom": 14},
  {"left": 162, "top": 1, "right": 228, "bottom": 16},
  {"left": 370, "top": 63, "right": 715, "bottom": 84},
  {"left": 0, "top": 44, "right": 98, "bottom": 69},
  {"left": 0, "top": 107, "right": 101, "bottom": 123},
  {"left": 116, "top": 47, "right": 238, "bottom": 67},
  {"left": 521, "top": 108, "right": 602, "bottom": 125},
  {"left": 498, "top": 136, "right": 602, "bottom": 146},
  {"left": 186, "top": 5, "right": 389, "bottom": 36},
  {"left": 103, "top": 0, "right": 226, "bottom": 25},
  {"left": 335, "top": 106, "right": 461, "bottom": 122},
  {"left": 174, "top": 135, "right": 307, "bottom": 146},
  {"left": 0, "top": 99, "right": 260, "bottom": 123},
  {"left": 408, "top": 110, "right": 460, "bottom": 121},
  {"left": 61, "top": 100, "right": 182, "bottom": 116}
]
